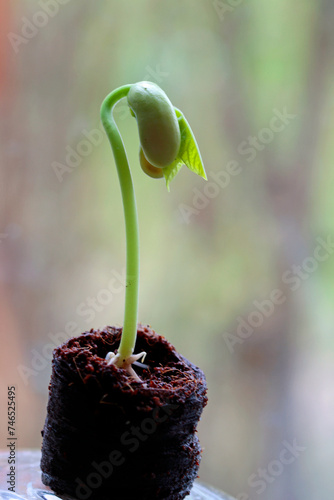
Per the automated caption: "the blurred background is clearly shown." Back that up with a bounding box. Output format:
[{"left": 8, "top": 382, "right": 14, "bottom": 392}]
[{"left": 1, "top": 1, "right": 334, "bottom": 499}]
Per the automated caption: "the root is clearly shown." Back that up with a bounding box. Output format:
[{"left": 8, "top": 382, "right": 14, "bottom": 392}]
[{"left": 105, "top": 351, "right": 147, "bottom": 382}]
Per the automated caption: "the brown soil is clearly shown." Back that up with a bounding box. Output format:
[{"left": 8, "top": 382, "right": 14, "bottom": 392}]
[{"left": 41, "top": 324, "right": 207, "bottom": 500}]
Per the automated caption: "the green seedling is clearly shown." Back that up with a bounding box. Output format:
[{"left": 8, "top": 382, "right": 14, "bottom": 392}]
[{"left": 100, "top": 81, "right": 206, "bottom": 379}]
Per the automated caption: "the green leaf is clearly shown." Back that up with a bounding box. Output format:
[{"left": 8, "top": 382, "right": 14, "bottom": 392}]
[
  {"left": 163, "top": 108, "right": 207, "bottom": 190},
  {"left": 162, "top": 159, "right": 183, "bottom": 189}
]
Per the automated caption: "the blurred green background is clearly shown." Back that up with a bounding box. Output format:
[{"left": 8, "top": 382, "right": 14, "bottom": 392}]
[{"left": 1, "top": 1, "right": 334, "bottom": 499}]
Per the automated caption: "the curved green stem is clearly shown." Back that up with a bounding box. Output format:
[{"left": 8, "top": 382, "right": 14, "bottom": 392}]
[{"left": 100, "top": 85, "right": 139, "bottom": 364}]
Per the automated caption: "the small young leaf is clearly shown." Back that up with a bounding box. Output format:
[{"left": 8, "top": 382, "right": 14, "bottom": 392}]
[
  {"left": 163, "top": 108, "right": 207, "bottom": 190},
  {"left": 162, "top": 158, "right": 183, "bottom": 189}
]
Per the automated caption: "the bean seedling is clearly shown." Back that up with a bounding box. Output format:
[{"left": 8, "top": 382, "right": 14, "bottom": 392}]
[{"left": 100, "top": 81, "right": 206, "bottom": 379}]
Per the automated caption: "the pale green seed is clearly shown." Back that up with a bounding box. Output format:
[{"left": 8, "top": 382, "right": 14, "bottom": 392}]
[{"left": 127, "top": 81, "right": 181, "bottom": 168}]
